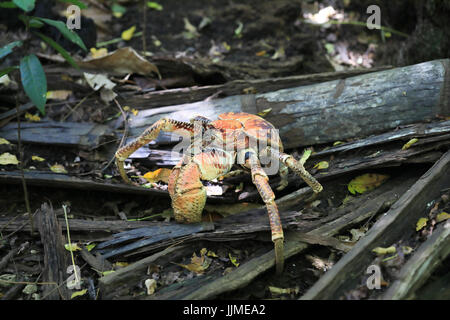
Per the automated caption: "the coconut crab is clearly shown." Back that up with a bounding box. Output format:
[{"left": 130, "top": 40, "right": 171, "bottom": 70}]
[{"left": 115, "top": 112, "right": 322, "bottom": 273}]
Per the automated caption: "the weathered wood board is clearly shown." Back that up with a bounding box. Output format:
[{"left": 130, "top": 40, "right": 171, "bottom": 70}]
[
  {"left": 0, "top": 121, "right": 115, "bottom": 149},
  {"left": 127, "top": 59, "right": 450, "bottom": 149},
  {"left": 300, "top": 150, "right": 450, "bottom": 300}
]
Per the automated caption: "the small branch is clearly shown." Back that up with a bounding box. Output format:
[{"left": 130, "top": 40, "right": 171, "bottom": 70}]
[{"left": 15, "top": 101, "right": 33, "bottom": 235}]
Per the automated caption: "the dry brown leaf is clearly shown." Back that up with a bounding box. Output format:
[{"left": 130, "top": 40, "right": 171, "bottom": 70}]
[
  {"left": 143, "top": 168, "right": 172, "bottom": 183},
  {"left": 77, "top": 47, "right": 160, "bottom": 78},
  {"left": 0, "top": 153, "right": 19, "bottom": 165}
]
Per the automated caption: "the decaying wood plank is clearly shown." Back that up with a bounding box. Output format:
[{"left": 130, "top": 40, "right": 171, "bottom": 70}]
[
  {"left": 79, "top": 248, "right": 113, "bottom": 273},
  {"left": 121, "top": 66, "right": 393, "bottom": 109},
  {"left": 313, "top": 120, "right": 450, "bottom": 157},
  {"left": 36, "top": 203, "right": 70, "bottom": 300},
  {"left": 0, "top": 170, "right": 169, "bottom": 197},
  {"left": 0, "top": 171, "right": 236, "bottom": 203},
  {"left": 126, "top": 59, "right": 450, "bottom": 149},
  {"left": 381, "top": 220, "right": 450, "bottom": 300},
  {"left": 301, "top": 150, "right": 450, "bottom": 300},
  {"left": 98, "top": 245, "right": 187, "bottom": 298},
  {"left": 0, "top": 121, "right": 115, "bottom": 149}
]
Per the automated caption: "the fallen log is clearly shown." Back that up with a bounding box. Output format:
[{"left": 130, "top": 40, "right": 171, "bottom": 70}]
[
  {"left": 122, "top": 65, "right": 393, "bottom": 109},
  {"left": 0, "top": 121, "right": 115, "bottom": 149},
  {"left": 126, "top": 59, "right": 450, "bottom": 149},
  {"left": 381, "top": 220, "right": 450, "bottom": 300},
  {"left": 301, "top": 150, "right": 450, "bottom": 300}
]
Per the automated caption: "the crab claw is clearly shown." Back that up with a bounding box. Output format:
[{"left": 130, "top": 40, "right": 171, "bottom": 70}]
[{"left": 168, "top": 161, "right": 206, "bottom": 223}]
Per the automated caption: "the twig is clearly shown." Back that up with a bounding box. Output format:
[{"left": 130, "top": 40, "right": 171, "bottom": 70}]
[
  {"left": 142, "top": 0, "right": 147, "bottom": 53},
  {"left": 62, "top": 204, "right": 80, "bottom": 287},
  {"left": 100, "top": 98, "right": 128, "bottom": 173},
  {"left": 15, "top": 101, "right": 33, "bottom": 235}
]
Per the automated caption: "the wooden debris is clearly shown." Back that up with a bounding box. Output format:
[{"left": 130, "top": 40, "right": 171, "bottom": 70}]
[
  {"left": 0, "top": 121, "right": 115, "bottom": 149},
  {"left": 381, "top": 220, "right": 450, "bottom": 299},
  {"left": 301, "top": 150, "right": 450, "bottom": 300},
  {"left": 79, "top": 248, "right": 113, "bottom": 273},
  {"left": 36, "top": 202, "right": 70, "bottom": 300},
  {"left": 126, "top": 59, "right": 450, "bottom": 149},
  {"left": 98, "top": 245, "right": 187, "bottom": 298},
  {"left": 121, "top": 65, "right": 393, "bottom": 109}
]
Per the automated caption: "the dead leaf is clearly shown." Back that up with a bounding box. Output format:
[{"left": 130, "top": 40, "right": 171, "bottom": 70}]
[
  {"left": 25, "top": 112, "right": 41, "bottom": 122},
  {"left": 349, "top": 228, "right": 366, "bottom": 242},
  {"left": 182, "top": 18, "right": 199, "bottom": 39},
  {"left": 401, "top": 246, "right": 413, "bottom": 255},
  {"left": 121, "top": 25, "right": 136, "bottom": 41},
  {"left": 70, "top": 289, "right": 87, "bottom": 299},
  {"left": 348, "top": 173, "right": 389, "bottom": 195},
  {"left": 46, "top": 90, "right": 72, "bottom": 100},
  {"left": 257, "top": 108, "right": 272, "bottom": 117},
  {"left": 31, "top": 155, "right": 45, "bottom": 162},
  {"left": 229, "top": 253, "right": 239, "bottom": 267},
  {"left": 416, "top": 217, "right": 428, "bottom": 231},
  {"left": 271, "top": 46, "right": 285, "bottom": 60},
  {"left": 268, "top": 286, "right": 299, "bottom": 296},
  {"left": 0, "top": 153, "right": 19, "bottom": 165},
  {"left": 314, "top": 161, "right": 329, "bottom": 170},
  {"left": 402, "top": 138, "right": 418, "bottom": 150},
  {"left": 372, "top": 246, "right": 396, "bottom": 255},
  {"left": 64, "top": 243, "right": 81, "bottom": 251},
  {"left": 50, "top": 163, "right": 68, "bottom": 174},
  {"left": 84, "top": 72, "right": 116, "bottom": 91},
  {"left": 143, "top": 168, "right": 172, "bottom": 183},
  {"left": 436, "top": 212, "right": 450, "bottom": 223},
  {"left": 306, "top": 254, "right": 333, "bottom": 271},
  {"left": 176, "top": 250, "right": 212, "bottom": 274},
  {"left": 145, "top": 279, "right": 157, "bottom": 295},
  {"left": 77, "top": 47, "right": 160, "bottom": 78}
]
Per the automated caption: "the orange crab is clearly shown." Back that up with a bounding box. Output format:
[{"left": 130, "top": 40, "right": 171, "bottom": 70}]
[{"left": 115, "top": 112, "right": 322, "bottom": 273}]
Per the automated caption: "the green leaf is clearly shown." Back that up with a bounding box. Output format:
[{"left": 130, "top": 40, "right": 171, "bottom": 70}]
[
  {"left": 147, "top": 2, "right": 163, "bottom": 10},
  {"left": 56, "top": 0, "right": 87, "bottom": 9},
  {"left": 0, "top": 66, "right": 19, "bottom": 78},
  {"left": 0, "top": 41, "right": 23, "bottom": 59},
  {"left": 29, "top": 18, "right": 44, "bottom": 28},
  {"left": 35, "top": 32, "right": 79, "bottom": 69},
  {"left": 20, "top": 54, "right": 47, "bottom": 115},
  {"left": 111, "top": 3, "right": 126, "bottom": 15},
  {"left": 0, "top": 1, "right": 17, "bottom": 8},
  {"left": 36, "top": 17, "right": 87, "bottom": 51},
  {"left": 71, "top": 289, "right": 87, "bottom": 299},
  {"left": 12, "top": 0, "right": 34, "bottom": 11}
]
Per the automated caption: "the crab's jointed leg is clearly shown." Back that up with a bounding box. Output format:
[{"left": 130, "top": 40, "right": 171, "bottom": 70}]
[
  {"left": 115, "top": 118, "right": 194, "bottom": 184},
  {"left": 169, "top": 149, "right": 234, "bottom": 223},
  {"left": 278, "top": 152, "right": 323, "bottom": 193},
  {"left": 276, "top": 162, "right": 289, "bottom": 191},
  {"left": 246, "top": 150, "right": 284, "bottom": 274}
]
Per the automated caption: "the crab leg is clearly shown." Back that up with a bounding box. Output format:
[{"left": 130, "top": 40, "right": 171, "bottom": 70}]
[
  {"left": 115, "top": 118, "right": 194, "bottom": 184},
  {"left": 170, "top": 149, "right": 234, "bottom": 223},
  {"left": 246, "top": 151, "right": 284, "bottom": 274},
  {"left": 278, "top": 152, "right": 323, "bottom": 193}
]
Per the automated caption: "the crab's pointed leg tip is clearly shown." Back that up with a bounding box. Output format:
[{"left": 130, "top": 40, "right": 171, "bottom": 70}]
[{"left": 274, "top": 238, "right": 284, "bottom": 275}]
